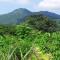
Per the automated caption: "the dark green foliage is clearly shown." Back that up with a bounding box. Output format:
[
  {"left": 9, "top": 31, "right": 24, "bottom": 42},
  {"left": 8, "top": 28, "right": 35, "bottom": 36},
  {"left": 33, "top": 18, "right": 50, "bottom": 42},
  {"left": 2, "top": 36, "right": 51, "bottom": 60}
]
[
  {"left": 27, "top": 15, "right": 57, "bottom": 32},
  {"left": 0, "top": 25, "right": 16, "bottom": 35}
]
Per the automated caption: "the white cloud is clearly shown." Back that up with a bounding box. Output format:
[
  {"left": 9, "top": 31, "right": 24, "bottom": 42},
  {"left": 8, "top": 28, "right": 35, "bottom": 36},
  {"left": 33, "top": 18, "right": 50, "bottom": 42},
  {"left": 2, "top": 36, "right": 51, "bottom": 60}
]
[{"left": 35, "top": 0, "right": 60, "bottom": 11}]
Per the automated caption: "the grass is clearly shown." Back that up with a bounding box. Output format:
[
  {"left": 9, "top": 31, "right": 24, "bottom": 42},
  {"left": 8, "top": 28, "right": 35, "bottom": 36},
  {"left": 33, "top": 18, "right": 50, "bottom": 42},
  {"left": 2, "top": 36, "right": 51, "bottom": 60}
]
[{"left": 0, "top": 24, "right": 60, "bottom": 60}]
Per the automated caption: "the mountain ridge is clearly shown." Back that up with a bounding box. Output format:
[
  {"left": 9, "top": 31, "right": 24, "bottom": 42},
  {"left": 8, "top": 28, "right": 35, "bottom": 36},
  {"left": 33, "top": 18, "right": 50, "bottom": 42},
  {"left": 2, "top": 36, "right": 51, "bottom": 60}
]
[
  {"left": 0, "top": 8, "right": 60, "bottom": 25},
  {"left": 0, "top": 8, "right": 32, "bottom": 25}
]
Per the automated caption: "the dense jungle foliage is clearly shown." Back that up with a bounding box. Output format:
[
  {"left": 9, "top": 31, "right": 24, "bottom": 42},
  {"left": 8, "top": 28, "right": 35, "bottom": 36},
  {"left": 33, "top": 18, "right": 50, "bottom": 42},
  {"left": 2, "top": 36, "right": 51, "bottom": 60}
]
[{"left": 0, "top": 15, "right": 60, "bottom": 60}]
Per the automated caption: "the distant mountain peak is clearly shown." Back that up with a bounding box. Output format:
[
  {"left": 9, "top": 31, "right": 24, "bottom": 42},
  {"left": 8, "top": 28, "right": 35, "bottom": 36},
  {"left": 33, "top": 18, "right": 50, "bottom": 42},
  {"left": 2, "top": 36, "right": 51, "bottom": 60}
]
[
  {"left": 0, "top": 8, "right": 32, "bottom": 25},
  {"left": 12, "top": 8, "right": 31, "bottom": 14}
]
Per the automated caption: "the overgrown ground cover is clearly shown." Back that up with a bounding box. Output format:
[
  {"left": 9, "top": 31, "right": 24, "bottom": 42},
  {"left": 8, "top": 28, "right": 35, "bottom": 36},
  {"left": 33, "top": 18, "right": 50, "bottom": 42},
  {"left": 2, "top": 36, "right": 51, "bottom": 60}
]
[{"left": 0, "top": 24, "right": 60, "bottom": 60}]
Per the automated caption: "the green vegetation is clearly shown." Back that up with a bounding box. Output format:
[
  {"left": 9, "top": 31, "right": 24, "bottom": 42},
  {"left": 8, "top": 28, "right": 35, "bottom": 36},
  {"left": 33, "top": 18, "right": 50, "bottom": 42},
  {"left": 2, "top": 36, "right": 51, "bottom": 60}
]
[
  {"left": 27, "top": 15, "right": 57, "bottom": 32},
  {"left": 0, "top": 15, "right": 60, "bottom": 60}
]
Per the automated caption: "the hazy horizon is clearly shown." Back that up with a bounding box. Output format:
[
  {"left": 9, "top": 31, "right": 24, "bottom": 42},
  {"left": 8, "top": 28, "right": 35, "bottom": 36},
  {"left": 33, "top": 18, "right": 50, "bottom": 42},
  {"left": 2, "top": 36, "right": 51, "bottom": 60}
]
[{"left": 0, "top": 8, "right": 60, "bottom": 16}]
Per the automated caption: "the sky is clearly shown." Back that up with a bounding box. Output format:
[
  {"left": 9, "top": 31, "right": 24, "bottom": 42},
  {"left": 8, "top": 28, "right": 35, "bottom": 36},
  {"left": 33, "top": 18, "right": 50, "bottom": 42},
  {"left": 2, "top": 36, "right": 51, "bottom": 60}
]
[{"left": 0, "top": 0, "right": 60, "bottom": 14}]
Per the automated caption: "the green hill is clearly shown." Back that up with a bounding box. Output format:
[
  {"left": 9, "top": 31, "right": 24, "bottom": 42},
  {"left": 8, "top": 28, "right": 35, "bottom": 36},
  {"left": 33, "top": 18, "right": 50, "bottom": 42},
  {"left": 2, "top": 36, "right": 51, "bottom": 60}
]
[{"left": 0, "top": 8, "right": 32, "bottom": 25}]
